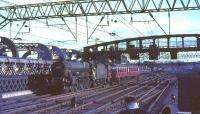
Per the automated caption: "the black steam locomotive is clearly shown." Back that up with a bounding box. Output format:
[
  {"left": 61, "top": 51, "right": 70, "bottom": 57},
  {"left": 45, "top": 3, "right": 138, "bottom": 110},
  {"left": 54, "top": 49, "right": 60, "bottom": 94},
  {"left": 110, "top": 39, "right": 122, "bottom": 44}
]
[
  {"left": 50, "top": 59, "right": 94, "bottom": 93},
  {"left": 28, "top": 58, "right": 151, "bottom": 94}
]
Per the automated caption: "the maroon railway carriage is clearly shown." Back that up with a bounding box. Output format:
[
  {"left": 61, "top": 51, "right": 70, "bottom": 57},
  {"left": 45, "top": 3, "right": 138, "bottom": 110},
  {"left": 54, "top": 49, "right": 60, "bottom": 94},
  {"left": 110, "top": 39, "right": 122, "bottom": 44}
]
[{"left": 108, "top": 63, "right": 150, "bottom": 84}]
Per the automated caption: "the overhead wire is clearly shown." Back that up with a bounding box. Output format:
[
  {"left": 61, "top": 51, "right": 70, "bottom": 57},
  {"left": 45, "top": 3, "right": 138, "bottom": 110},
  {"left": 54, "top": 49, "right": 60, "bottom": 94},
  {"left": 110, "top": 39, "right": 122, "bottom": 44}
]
[
  {"left": 43, "top": 0, "right": 123, "bottom": 44},
  {"left": 14, "top": 0, "right": 137, "bottom": 41},
  {"left": 4, "top": 20, "right": 81, "bottom": 43},
  {"left": 149, "top": 12, "right": 167, "bottom": 35},
  {"left": 0, "top": 27, "right": 75, "bottom": 44},
  {"left": 43, "top": 0, "right": 111, "bottom": 39},
  {"left": 128, "top": 0, "right": 154, "bottom": 35},
  {"left": 1, "top": 0, "right": 159, "bottom": 44},
  {"left": 1, "top": 1, "right": 88, "bottom": 36},
  {"left": 0, "top": 0, "right": 92, "bottom": 43},
  {"left": 0, "top": 0, "right": 15, "bottom": 6},
  {"left": 133, "top": 13, "right": 154, "bottom": 35},
  {"left": 1, "top": 28, "right": 40, "bottom": 43},
  {"left": 43, "top": 0, "right": 112, "bottom": 44},
  {"left": 95, "top": 1, "right": 145, "bottom": 37},
  {"left": 118, "top": 15, "right": 145, "bottom": 36},
  {"left": 42, "top": 0, "right": 144, "bottom": 41}
]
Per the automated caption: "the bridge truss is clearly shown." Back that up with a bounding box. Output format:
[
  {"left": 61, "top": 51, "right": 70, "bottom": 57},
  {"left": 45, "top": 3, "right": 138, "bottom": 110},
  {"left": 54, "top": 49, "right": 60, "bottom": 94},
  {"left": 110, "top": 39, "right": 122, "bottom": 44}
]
[{"left": 0, "top": 0, "right": 199, "bottom": 29}]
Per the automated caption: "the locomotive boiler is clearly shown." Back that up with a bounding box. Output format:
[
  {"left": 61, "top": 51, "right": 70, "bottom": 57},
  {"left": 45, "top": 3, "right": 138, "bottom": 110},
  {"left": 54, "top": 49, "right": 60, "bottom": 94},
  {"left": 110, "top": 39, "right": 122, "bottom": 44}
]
[{"left": 50, "top": 59, "right": 94, "bottom": 93}]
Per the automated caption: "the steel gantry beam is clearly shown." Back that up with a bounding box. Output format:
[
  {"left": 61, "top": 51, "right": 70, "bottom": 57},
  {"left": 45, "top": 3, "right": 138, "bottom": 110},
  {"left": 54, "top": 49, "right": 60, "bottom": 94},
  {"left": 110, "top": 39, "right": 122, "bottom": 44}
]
[{"left": 0, "top": 0, "right": 200, "bottom": 29}]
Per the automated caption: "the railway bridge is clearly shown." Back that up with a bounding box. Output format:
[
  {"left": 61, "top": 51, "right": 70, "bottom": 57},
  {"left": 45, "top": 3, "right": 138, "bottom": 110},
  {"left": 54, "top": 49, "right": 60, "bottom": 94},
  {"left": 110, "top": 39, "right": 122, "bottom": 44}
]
[{"left": 83, "top": 34, "right": 200, "bottom": 60}]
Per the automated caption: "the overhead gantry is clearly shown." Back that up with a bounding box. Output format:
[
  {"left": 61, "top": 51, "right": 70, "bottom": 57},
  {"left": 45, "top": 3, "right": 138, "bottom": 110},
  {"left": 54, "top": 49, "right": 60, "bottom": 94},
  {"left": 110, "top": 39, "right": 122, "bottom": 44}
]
[{"left": 0, "top": 0, "right": 199, "bottom": 29}]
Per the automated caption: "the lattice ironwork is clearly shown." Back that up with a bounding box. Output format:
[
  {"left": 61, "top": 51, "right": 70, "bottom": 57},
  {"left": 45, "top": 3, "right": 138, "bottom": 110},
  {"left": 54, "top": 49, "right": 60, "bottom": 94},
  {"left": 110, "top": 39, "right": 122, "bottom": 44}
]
[
  {"left": 0, "top": 57, "right": 52, "bottom": 94},
  {"left": 0, "top": 0, "right": 199, "bottom": 29},
  {"left": 0, "top": 57, "right": 52, "bottom": 76},
  {"left": 0, "top": 76, "right": 28, "bottom": 93},
  {"left": 15, "top": 43, "right": 39, "bottom": 51}
]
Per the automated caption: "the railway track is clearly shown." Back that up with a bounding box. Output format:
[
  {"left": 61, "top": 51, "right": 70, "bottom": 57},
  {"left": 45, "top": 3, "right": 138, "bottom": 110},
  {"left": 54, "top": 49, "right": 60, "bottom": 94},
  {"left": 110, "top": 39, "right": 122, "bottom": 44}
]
[
  {"left": 63, "top": 76, "right": 169, "bottom": 114},
  {"left": 0, "top": 72, "right": 167, "bottom": 114},
  {"left": 109, "top": 79, "right": 171, "bottom": 114}
]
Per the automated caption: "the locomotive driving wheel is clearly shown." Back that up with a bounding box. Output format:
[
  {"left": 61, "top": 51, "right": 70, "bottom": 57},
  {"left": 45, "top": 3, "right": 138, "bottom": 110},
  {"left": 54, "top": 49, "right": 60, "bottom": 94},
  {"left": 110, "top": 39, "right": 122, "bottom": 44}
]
[
  {"left": 62, "top": 77, "right": 71, "bottom": 93},
  {"left": 83, "top": 76, "right": 90, "bottom": 89},
  {"left": 70, "top": 77, "right": 78, "bottom": 92},
  {"left": 77, "top": 78, "right": 83, "bottom": 90}
]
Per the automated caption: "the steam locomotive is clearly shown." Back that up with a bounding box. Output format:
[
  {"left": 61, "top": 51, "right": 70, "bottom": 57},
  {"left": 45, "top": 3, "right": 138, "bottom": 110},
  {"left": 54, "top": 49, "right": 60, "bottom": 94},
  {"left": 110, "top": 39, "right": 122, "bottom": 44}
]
[{"left": 29, "top": 59, "right": 151, "bottom": 94}]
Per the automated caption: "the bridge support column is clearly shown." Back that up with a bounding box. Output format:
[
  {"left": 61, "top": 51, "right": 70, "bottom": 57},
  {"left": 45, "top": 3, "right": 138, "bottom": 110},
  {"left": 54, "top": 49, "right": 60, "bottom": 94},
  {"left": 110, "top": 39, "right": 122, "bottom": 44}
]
[
  {"left": 197, "top": 37, "right": 200, "bottom": 48},
  {"left": 149, "top": 44, "right": 159, "bottom": 60},
  {"left": 170, "top": 51, "right": 178, "bottom": 59},
  {"left": 127, "top": 44, "right": 139, "bottom": 60}
]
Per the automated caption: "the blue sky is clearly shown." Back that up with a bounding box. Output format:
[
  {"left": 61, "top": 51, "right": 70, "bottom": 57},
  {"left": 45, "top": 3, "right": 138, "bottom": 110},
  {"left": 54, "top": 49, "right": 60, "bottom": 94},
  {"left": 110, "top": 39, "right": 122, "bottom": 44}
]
[{"left": 0, "top": 0, "right": 200, "bottom": 50}]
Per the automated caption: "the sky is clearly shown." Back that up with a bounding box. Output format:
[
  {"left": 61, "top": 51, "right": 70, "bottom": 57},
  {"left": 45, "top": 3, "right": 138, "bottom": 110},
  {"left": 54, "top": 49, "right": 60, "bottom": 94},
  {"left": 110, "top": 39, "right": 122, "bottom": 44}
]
[{"left": 0, "top": 0, "right": 200, "bottom": 51}]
